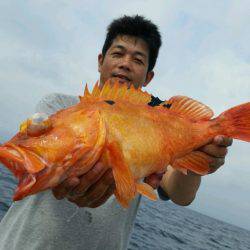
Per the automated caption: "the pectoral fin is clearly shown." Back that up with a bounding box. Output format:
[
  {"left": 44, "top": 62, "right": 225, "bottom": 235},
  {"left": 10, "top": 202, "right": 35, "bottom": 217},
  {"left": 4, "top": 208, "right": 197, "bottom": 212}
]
[
  {"left": 136, "top": 182, "right": 157, "bottom": 201},
  {"left": 171, "top": 151, "right": 212, "bottom": 176},
  {"left": 106, "top": 141, "right": 136, "bottom": 208}
]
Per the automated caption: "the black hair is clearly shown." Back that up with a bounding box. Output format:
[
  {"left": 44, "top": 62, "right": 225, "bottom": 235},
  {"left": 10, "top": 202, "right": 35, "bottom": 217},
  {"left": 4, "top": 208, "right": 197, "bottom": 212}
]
[{"left": 102, "top": 15, "right": 162, "bottom": 72}]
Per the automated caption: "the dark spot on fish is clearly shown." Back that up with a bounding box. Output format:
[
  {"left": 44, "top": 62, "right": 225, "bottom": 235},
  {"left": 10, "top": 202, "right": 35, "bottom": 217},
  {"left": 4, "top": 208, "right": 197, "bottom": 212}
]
[
  {"left": 105, "top": 100, "right": 115, "bottom": 105},
  {"left": 148, "top": 96, "right": 164, "bottom": 107},
  {"left": 163, "top": 103, "right": 172, "bottom": 109}
]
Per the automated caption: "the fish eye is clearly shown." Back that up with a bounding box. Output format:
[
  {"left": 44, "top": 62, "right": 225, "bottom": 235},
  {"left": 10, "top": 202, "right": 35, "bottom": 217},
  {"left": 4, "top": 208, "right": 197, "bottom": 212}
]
[
  {"left": 30, "top": 113, "right": 49, "bottom": 124},
  {"left": 20, "top": 113, "right": 51, "bottom": 136}
]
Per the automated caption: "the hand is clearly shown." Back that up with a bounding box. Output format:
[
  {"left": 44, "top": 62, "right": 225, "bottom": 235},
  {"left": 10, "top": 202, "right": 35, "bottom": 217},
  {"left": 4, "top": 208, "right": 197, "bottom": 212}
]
[
  {"left": 198, "top": 135, "right": 233, "bottom": 174},
  {"left": 144, "top": 171, "right": 165, "bottom": 189},
  {"left": 52, "top": 162, "right": 115, "bottom": 208},
  {"left": 27, "top": 114, "right": 115, "bottom": 208}
]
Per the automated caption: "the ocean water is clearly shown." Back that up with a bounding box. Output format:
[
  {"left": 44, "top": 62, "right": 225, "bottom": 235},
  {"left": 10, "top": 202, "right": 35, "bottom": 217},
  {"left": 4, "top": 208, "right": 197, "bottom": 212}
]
[
  {"left": 128, "top": 199, "right": 250, "bottom": 250},
  {"left": 1, "top": 165, "right": 250, "bottom": 250}
]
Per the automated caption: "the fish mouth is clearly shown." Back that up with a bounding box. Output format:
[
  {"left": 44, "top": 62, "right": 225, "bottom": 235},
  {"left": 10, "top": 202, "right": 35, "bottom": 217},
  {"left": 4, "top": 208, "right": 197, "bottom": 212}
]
[
  {"left": 0, "top": 143, "right": 46, "bottom": 175},
  {"left": 0, "top": 143, "right": 46, "bottom": 200},
  {"left": 0, "top": 145, "right": 26, "bottom": 178}
]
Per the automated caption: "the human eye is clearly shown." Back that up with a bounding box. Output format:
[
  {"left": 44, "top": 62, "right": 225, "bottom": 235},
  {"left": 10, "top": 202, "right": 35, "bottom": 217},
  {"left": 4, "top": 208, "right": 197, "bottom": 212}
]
[
  {"left": 134, "top": 58, "right": 144, "bottom": 65},
  {"left": 112, "top": 51, "right": 122, "bottom": 57}
]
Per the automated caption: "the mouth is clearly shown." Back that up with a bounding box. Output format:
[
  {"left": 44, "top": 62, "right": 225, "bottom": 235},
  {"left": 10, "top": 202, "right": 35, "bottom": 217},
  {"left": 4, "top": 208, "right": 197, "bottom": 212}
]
[
  {"left": 112, "top": 73, "right": 131, "bottom": 83},
  {"left": 0, "top": 143, "right": 46, "bottom": 178},
  {"left": 0, "top": 143, "right": 48, "bottom": 200}
]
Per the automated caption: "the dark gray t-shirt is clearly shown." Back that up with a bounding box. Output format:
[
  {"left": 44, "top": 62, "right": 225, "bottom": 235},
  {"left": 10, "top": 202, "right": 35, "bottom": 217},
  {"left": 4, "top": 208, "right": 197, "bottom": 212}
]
[{"left": 0, "top": 93, "right": 141, "bottom": 250}]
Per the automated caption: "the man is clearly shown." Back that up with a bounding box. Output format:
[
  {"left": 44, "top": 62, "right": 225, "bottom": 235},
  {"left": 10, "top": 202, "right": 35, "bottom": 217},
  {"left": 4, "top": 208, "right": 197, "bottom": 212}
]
[{"left": 0, "top": 15, "right": 232, "bottom": 250}]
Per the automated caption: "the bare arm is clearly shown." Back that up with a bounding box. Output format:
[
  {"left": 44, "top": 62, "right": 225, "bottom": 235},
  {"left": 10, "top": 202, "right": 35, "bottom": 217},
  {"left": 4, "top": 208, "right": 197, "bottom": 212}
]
[
  {"left": 160, "top": 167, "right": 201, "bottom": 206},
  {"left": 159, "top": 135, "right": 233, "bottom": 206}
]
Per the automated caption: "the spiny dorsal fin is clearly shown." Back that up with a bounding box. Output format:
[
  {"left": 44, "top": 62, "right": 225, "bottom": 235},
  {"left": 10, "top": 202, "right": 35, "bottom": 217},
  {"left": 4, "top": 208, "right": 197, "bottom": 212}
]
[
  {"left": 84, "top": 83, "right": 91, "bottom": 97},
  {"left": 92, "top": 81, "right": 101, "bottom": 97},
  {"left": 79, "top": 83, "right": 91, "bottom": 101},
  {"left": 81, "top": 80, "right": 152, "bottom": 105},
  {"left": 160, "top": 95, "right": 214, "bottom": 121}
]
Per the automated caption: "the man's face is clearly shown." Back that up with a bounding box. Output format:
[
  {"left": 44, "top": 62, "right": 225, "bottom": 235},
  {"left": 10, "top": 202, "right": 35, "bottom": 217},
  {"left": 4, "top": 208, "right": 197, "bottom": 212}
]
[{"left": 98, "top": 35, "right": 154, "bottom": 89}]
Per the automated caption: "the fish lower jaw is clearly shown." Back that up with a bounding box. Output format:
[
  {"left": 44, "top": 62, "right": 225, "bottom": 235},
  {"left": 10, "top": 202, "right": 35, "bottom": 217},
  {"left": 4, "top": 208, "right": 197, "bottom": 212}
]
[{"left": 13, "top": 173, "right": 37, "bottom": 201}]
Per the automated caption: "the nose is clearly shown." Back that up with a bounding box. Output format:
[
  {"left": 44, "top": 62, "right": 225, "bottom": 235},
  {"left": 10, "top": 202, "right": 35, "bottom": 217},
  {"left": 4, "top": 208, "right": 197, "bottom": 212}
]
[{"left": 118, "top": 55, "right": 131, "bottom": 72}]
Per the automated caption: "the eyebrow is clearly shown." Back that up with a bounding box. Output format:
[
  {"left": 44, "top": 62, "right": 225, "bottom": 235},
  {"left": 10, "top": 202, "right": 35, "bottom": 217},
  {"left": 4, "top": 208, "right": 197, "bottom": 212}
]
[{"left": 112, "top": 45, "right": 147, "bottom": 58}]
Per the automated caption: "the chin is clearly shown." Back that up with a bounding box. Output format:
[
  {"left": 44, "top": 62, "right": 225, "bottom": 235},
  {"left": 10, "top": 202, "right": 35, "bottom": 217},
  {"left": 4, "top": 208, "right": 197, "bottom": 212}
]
[{"left": 112, "top": 78, "right": 131, "bottom": 87}]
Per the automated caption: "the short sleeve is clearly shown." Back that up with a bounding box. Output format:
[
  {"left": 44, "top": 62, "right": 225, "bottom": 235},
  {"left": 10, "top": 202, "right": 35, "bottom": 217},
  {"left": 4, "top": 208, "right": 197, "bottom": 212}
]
[
  {"left": 157, "top": 186, "right": 170, "bottom": 201},
  {"left": 35, "top": 93, "right": 79, "bottom": 115}
]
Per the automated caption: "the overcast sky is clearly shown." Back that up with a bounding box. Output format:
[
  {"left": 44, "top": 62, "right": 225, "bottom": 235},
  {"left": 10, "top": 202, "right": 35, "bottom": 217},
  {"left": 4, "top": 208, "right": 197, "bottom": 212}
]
[{"left": 0, "top": 1, "right": 250, "bottom": 230}]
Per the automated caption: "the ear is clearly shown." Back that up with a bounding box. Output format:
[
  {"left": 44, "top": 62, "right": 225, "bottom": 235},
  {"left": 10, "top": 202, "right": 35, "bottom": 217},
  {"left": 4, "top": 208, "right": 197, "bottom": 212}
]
[
  {"left": 98, "top": 54, "right": 104, "bottom": 73},
  {"left": 143, "top": 71, "right": 154, "bottom": 87}
]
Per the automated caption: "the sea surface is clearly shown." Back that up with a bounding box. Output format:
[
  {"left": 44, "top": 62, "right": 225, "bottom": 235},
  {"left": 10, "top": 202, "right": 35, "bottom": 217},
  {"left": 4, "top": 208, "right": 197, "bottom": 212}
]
[{"left": 1, "top": 165, "right": 250, "bottom": 250}]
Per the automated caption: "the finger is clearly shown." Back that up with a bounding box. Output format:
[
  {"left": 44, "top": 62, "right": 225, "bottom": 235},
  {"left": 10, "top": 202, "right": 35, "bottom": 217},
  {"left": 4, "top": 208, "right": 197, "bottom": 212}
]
[
  {"left": 214, "top": 136, "right": 233, "bottom": 147},
  {"left": 70, "top": 169, "right": 114, "bottom": 207},
  {"left": 81, "top": 169, "right": 114, "bottom": 203},
  {"left": 199, "top": 144, "right": 228, "bottom": 158},
  {"left": 70, "top": 162, "right": 108, "bottom": 197},
  {"left": 88, "top": 184, "right": 115, "bottom": 208},
  {"left": 52, "top": 177, "right": 80, "bottom": 200},
  {"left": 209, "top": 157, "right": 225, "bottom": 173}
]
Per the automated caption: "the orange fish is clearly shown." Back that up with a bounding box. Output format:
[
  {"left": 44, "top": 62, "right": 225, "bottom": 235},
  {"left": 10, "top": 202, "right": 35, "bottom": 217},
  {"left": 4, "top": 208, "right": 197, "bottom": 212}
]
[{"left": 0, "top": 81, "right": 250, "bottom": 207}]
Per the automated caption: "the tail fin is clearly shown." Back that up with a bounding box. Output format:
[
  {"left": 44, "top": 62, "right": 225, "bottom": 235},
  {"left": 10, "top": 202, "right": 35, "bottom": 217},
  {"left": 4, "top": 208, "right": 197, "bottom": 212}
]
[{"left": 216, "top": 102, "right": 250, "bottom": 142}]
